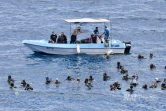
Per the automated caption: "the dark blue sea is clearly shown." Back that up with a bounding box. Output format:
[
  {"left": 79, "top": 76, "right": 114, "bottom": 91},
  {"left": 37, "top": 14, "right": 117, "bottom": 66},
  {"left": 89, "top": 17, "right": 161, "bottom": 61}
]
[{"left": 0, "top": 0, "right": 166, "bottom": 111}]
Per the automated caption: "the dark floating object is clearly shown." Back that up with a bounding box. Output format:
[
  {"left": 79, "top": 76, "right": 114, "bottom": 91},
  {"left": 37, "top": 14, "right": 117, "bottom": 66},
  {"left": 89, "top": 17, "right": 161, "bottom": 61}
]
[
  {"left": 161, "top": 83, "right": 166, "bottom": 90},
  {"left": 142, "top": 84, "right": 148, "bottom": 89},
  {"left": 117, "top": 62, "right": 122, "bottom": 69},
  {"left": 45, "top": 77, "right": 52, "bottom": 84},
  {"left": 138, "top": 54, "right": 145, "bottom": 59},
  {"left": 103, "top": 72, "right": 110, "bottom": 81},
  {"left": 21, "top": 80, "right": 27, "bottom": 87},
  {"left": 25, "top": 84, "right": 33, "bottom": 90},
  {"left": 122, "top": 74, "right": 130, "bottom": 81},
  {"left": 66, "top": 76, "right": 75, "bottom": 81},
  {"left": 10, "top": 83, "right": 17, "bottom": 89},
  {"left": 126, "top": 85, "right": 134, "bottom": 92},
  {"left": 150, "top": 52, "right": 153, "bottom": 58},
  {"left": 8, "top": 75, "right": 14, "bottom": 84},
  {"left": 150, "top": 64, "right": 156, "bottom": 69},
  {"left": 120, "top": 66, "right": 128, "bottom": 74}
]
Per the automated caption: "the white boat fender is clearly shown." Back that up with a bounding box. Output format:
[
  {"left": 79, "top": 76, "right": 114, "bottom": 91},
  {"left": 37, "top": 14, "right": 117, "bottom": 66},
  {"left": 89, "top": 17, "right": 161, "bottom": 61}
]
[
  {"left": 106, "top": 50, "right": 112, "bottom": 55},
  {"left": 76, "top": 44, "right": 80, "bottom": 54}
]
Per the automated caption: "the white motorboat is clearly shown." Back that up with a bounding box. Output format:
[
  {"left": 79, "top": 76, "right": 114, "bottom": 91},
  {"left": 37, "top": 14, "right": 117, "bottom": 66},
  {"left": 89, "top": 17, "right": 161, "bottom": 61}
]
[{"left": 22, "top": 18, "right": 131, "bottom": 55}]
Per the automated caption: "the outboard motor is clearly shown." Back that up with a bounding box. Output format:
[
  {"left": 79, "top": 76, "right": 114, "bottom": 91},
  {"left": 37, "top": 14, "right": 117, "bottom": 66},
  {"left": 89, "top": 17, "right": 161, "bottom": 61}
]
[{"left": 123, "top": 41, "right": 131, "bottom": 54}]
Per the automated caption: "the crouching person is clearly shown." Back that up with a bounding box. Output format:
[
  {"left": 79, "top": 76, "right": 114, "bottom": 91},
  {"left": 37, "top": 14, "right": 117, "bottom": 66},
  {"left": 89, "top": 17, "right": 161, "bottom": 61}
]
[{"left": 49, "top": 31, "right": 57, "bottom": 43}]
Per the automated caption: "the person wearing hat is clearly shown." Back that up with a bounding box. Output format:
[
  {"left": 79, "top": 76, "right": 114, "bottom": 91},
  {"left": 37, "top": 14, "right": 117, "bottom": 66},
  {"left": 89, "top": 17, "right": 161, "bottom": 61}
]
[
  {"left": 55, "top": 78, "right": 61, "bottom": 84},
  {"left": 154, "top": 78, "right": 161, "bottom": 83},
  {"left": 70, "top": 26, "right": 83, "bottom": 44}
]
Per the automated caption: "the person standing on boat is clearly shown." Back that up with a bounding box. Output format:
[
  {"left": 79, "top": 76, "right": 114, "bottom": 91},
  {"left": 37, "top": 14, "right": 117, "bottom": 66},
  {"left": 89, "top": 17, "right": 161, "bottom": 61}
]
[
  {"left": 93, "top": 27, "right": 99, "bottom": 35},
  {"left": 49, "top": 31, "right": 57, "bottom": 43},
  {"left": 70, "top": 26, "right": 83, "bottom": 44},
  {"left": 101, "top": 25, "right": 110, "bottom": 40}
]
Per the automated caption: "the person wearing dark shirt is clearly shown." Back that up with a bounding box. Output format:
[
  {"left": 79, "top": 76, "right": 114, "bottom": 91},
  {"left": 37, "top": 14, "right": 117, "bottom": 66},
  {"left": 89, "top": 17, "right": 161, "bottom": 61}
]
[
  {"left": 10, "top": 83, "right": 17, "bottom": 89},
  {"left": 21, "top": 80, "right": 27, "bottom": 87},
  {"left": 25, "top": 84, "right": 33, "bottom": 90},
  {"left": 61, "top": 32, "right": 67, "bottom": 43},
  {"left": 113, "top": 81, "right": 121, "bottom": 90},
  {"left": 45, "top": 77, "right": 52, "bottom": 84},
  {"left": 57, "top": 34, "right": 63, "bottom": 43},
  {"left": 57, "top": 32, "right": 67, "bottom": 43},
  {"left": 66, "top": 76, "right": 75, "bottom": 81},
  {"left": 126, "top": 85, "right": 134, "bottom": 92},
  {"left": 142, "top": 84, "right": 148, "bottom": 89},
  {"left": 49, "top": 31, "right": 57, "bottom": 43},
  {"left": 93, "top": 27, "right": 99, "bottom": 35},
  {"left": 8, "top": 75, "right": 14, "bottom": 84},
  {"left": 91, "top": 33, "right": 97, "bottom": 43},
  {"left": 103, "top": 72, "right": 110, "bottom": 81}
]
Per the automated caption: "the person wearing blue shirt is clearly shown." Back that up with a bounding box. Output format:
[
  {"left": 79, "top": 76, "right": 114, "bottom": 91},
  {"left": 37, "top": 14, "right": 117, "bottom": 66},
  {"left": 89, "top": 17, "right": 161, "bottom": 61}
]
[
  {"left": 93, "top": 27, "right": 99, "bottom": 35},
  {"left": 101, "top": 25, "right": 110, "bottom": 39}
]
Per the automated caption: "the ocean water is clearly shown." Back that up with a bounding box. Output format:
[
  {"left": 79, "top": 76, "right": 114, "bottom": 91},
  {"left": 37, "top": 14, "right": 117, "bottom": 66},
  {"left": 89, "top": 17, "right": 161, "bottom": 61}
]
[{"left": 0, "top": 0, "right": 166, "bottom": 111}]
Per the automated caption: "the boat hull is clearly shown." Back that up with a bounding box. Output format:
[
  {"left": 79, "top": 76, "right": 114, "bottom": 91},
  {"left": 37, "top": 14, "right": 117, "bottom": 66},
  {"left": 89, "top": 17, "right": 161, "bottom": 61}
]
[{"left": 22, "top": 40, "right": 128, "bottom": 55}]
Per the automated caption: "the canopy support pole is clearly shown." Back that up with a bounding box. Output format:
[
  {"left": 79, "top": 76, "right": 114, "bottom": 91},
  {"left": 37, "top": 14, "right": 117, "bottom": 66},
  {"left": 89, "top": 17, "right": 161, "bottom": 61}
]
[
  {"left": 70, "top": 23, "right": 71, "bottom": 37},
  {"left": 110, "top": 21, "right": 112, "bottom": 45}
]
